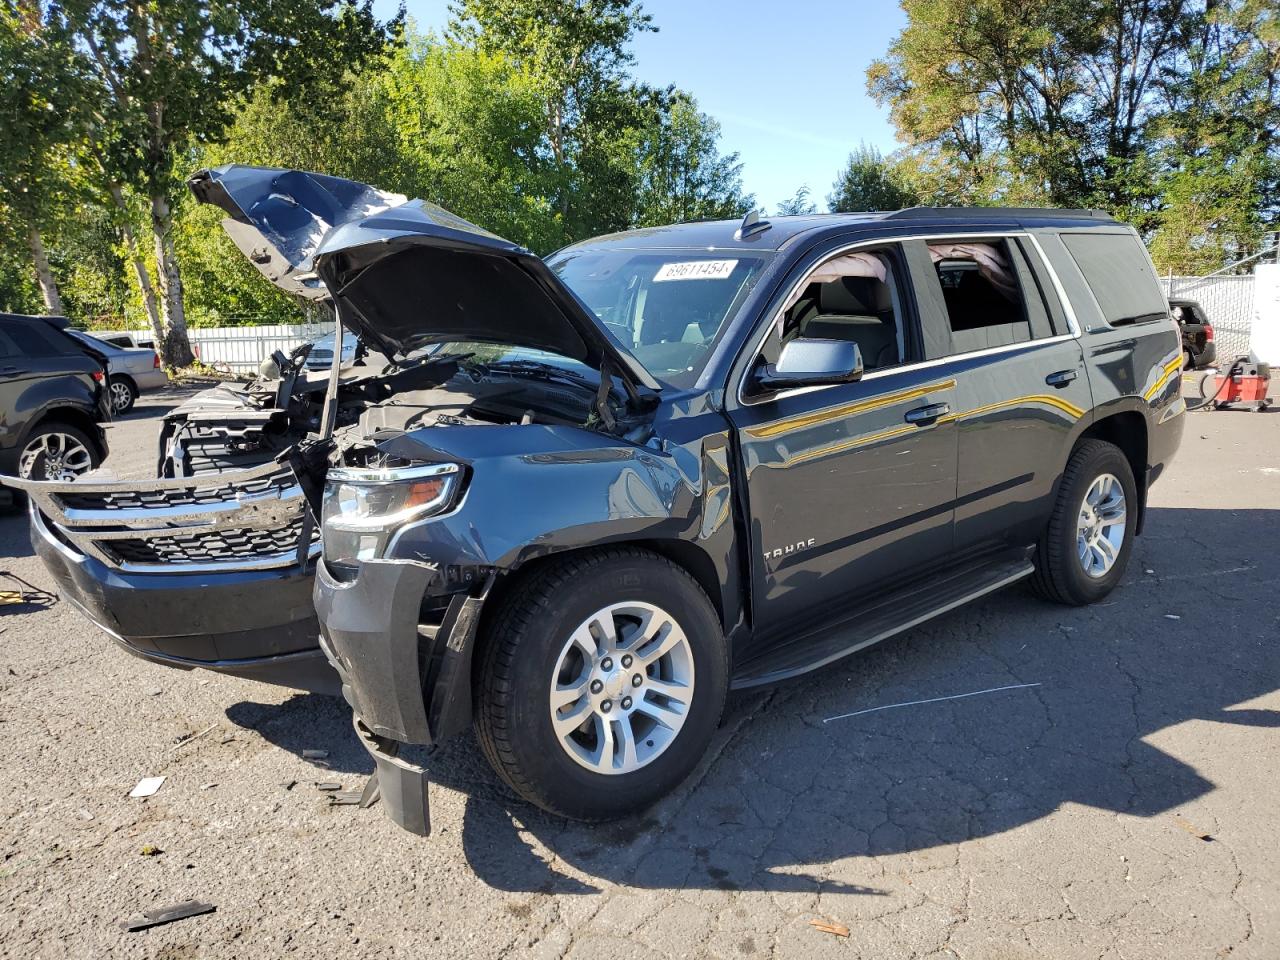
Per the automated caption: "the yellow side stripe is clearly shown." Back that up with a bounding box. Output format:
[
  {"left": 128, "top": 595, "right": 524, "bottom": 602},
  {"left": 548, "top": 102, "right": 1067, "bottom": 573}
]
[
  {"left": 1144, "top": 355, "right": 1184, "bottom": 401},
  {"left": 746, "top": 379, "right": 957, "bottom": 439},
  {"left": 765, "top": 392, "right": 1084, "bottom": 469}
]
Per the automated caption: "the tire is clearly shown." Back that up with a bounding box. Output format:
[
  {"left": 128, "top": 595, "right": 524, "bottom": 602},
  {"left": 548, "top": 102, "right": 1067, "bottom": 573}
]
[
  {"left": 475, "top": 547, "right": 728, "bottom": 821},
  {"left": 1183, "top": 350, "right": 1195, "bottom": 370},
  {"left": 17, "top": 421, "right": 102, "bottom": 481},
  {"left": 1031, "top": 439, "right": 1137, "bottom": 606},
  {"left": 108, "top": 375, "right": 137, "bottom": 414}
]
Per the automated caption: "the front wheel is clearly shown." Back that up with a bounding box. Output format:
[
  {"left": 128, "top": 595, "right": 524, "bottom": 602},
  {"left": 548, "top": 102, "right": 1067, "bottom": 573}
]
[
  {"left": 1031, "top": 439, "right": 1137, "bottom": 605},
  {"left": 475, "top": 547, "right": 728, "bottom": 821}
]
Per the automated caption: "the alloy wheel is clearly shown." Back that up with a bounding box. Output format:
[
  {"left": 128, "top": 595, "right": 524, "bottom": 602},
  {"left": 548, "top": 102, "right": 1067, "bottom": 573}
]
[
  {"left": 109, "top": 380, "right": 133, "bottom": 413},
  {"left": 548, "top": 601, "right": 695, "bottom": 775},
  {"left": 18, "top": 432, "right": 94, "bottom": 481},
  {"left": 1076, "top": 472, "right": 1127, "bottom": 578}
]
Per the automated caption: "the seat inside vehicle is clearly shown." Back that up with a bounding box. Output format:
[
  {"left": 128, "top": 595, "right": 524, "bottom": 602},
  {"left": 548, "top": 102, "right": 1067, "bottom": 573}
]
[{"left": 787, "top": 275, "right": 900, "bottom": 370}]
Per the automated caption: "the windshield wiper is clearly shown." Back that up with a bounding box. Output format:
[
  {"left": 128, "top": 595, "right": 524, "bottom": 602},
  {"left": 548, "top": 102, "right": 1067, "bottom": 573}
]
[{"left": 481, "top": 359, "right": 619, "bottom": 430}]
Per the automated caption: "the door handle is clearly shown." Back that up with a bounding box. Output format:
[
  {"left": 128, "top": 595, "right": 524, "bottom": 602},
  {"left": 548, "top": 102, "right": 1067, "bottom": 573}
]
[
  {"left": 904, "top": 402, "right": 950, "bottom": 425},
  {"left": 1045, "top": 369, "right": 1078, "bottom": 387}
]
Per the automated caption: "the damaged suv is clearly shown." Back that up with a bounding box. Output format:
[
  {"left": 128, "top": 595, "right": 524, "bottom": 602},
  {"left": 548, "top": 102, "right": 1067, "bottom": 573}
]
[{"left": 16, "top": 166, "right": 1184, "bottom": 835}]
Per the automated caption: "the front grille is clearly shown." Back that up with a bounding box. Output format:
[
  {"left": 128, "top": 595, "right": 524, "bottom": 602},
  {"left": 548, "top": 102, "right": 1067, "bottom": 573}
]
[
  {"left": 57, "top": 467, "right": 296, "bottom": 513},
  {"left": 101, "top": 515, "right": 318, "bottom": 567},
  {"left": 20, "top": 459, "right": 315, "bottom": 573}
]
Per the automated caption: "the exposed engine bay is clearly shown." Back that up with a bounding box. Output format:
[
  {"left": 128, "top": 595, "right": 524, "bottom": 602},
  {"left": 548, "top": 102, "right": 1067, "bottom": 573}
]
[{"left": 159, "top": 339, "right": 652, "bottom": 479}]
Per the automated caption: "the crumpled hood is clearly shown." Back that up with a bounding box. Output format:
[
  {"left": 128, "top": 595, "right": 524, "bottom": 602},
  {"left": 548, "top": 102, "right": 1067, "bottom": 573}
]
[{"left": 188, "top": 165, "right": 659, "bottom": 391}]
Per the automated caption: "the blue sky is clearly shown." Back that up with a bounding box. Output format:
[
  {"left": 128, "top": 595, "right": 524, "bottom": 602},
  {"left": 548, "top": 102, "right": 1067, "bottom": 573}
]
[{"left": 373, "top": 0, "right": 907, "bottom": 212}]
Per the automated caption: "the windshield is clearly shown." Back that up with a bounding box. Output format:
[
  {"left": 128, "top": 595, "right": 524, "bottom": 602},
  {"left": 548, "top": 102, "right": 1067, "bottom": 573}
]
[{"left": 549, "top": 248, "right": 770, "bottom": 388}]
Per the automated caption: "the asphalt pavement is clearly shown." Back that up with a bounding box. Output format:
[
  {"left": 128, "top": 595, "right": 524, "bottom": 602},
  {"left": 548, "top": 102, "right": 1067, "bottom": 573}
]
[{"left": 0, "top": 381, "right": 1277, "bottom": 959}]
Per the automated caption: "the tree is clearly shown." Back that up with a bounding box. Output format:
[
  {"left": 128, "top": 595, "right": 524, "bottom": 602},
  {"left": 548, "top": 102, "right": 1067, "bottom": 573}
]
[
  {"left": 867, "top": 0, "right": 1279, "bottom": 271},
  {"left": 0, "top": 2, "right": 92, "bottom": 314},
  {"left": 61, "top": 0, "right": 399, "bottom": 366},
  {"left": 449, "top": 0, "right": 656, "bottom": 243},
  {"left": 629, "top": 88, "right": 753, "bottom": 226},
  {"left": 776, "top": 185, "right": 817, "bottom": 216},
  {"left": 828, "top": 145, "right": 919, "bottom": 212}
]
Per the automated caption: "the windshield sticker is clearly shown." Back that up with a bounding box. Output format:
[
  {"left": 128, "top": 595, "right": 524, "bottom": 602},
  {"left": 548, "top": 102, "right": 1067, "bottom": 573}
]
[{"left": 653, "top": 259, "right": 738, "bottom": 282}]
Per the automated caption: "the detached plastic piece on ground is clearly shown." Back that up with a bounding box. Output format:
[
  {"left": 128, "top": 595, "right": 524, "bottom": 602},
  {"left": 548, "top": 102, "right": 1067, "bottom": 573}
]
[{"left": 119, "top": 900, "right": 215, "bottom": 932}]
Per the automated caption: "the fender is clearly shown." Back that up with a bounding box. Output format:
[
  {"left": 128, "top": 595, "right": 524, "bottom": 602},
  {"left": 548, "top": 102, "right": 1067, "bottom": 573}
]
[{"left": 375, "top": 420, "right": 746, "bottom": 630}]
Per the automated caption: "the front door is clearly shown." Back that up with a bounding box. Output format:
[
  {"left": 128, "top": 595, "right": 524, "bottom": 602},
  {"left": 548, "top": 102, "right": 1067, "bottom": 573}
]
[{"left": 727, "top": 242, "right": 959, "bottom": 642}]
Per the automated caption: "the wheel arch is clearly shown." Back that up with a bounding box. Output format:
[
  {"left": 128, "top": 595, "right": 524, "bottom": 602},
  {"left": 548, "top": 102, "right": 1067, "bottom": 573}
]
[
  {"left": 110, "top": 371, "right": 138, "bottom": 394},
  {"left": 16, "top": 406, "right": 106, "bottom": 460},
  {"left": 483, "top": 538, "right": 731, "bottom": 637},
  {"left": 1076, "top": 409, "right": 1149, "bottom": 533}
]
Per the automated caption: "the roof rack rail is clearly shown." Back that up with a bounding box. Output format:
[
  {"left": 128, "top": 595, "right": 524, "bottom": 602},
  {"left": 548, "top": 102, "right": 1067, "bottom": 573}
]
[{"left": 885, "top": 206, "right": 1114, "bottom": 221}]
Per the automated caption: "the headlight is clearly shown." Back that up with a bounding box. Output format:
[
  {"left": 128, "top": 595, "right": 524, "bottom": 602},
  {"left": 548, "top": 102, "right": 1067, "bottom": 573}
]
[{"left": 321, "top": 462, "right": 460, "bottom": 568}]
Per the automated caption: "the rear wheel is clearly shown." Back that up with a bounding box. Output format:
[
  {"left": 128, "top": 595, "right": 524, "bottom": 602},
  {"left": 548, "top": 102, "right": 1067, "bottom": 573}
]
[
  {"left": 475, "top": 547, "right": 728, "bottom": 821},
  {"left": 108, "top": 375, "right": 137, "bottom": 414},
  {"left": 1031, "top": 439, "right": 1137, "bottom": 605},
  {"left": 17, "top": 422, "right": 101, "bottom": 481}
]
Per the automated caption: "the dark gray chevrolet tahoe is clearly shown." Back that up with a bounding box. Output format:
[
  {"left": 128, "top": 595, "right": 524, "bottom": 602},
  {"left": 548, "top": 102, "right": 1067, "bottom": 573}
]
[{"left": 16, "top": 166, "right": 1184, "bottom": 835}]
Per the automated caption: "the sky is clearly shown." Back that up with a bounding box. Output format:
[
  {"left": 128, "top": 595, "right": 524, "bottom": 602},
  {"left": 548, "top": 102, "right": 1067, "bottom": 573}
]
[{"left": 372, "top": 0, "right": 908, "bottom": 213}]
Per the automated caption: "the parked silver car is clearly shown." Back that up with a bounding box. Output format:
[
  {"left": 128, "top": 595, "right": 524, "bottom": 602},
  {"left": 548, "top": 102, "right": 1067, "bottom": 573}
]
[{"left": 67, "top": 330, "right": 167, "bottom": 413}]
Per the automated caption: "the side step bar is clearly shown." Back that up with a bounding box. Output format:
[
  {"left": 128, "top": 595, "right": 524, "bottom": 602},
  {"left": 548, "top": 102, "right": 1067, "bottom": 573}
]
[{"left": 731, "top": 554, "right": 1035, "bottom": 688}]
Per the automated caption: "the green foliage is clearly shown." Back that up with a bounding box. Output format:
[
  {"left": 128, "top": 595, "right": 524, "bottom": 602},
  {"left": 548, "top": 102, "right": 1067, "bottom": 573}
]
[
  {"left": 629, "top": 88, "right": 754, "bottom": 226},
  {"left": 776, "top": 186, "right": 817, "bottom": 217},
  {"left": 868, "top": 0, "right": 1280, "bottom": 271},
  {"left": 828, "top": 144, "right": 919, "bottom": 212}
]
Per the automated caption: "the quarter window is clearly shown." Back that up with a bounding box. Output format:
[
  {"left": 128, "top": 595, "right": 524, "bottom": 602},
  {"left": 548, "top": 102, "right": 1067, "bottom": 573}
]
[{"left": 1060, "top": 232, "right": 1167, "bottom": 327}]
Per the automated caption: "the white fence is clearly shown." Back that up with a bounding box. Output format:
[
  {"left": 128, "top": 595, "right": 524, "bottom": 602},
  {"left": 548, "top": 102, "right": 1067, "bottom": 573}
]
[{"left": 128, "top": 322, "right": 336, "bottom": 373}]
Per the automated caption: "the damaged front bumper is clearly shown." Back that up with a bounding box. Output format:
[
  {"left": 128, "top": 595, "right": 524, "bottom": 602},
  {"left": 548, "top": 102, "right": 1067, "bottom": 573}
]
[
  {"left": 314, "top": 556, "right": 493, "bottom": 835},
  {"left": 14, "top": 460, "right": 337, "bottom": 693}
]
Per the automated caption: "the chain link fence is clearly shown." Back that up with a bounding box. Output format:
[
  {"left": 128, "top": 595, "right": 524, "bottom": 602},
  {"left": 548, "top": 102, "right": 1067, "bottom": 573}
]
[{"left": 1161, "top": 275, "right": 1256, "bottom": 362}]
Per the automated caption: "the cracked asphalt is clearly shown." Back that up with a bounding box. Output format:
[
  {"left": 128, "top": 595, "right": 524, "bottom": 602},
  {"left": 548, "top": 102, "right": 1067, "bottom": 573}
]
[{"left": 1, "top": 382, "right": 1277, "bottom": 959}]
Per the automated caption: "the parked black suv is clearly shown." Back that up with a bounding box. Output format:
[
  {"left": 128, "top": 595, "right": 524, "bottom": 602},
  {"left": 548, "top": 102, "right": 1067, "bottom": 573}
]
[
  {"left": 14, "top": 167, "right": 1184, "bottom": 836},
  {"left": 1170, "top": 298, "right": 1217, "bottom": 369},
  {"left": 0, "top": 314, "right": 110, "bottom": 487}
]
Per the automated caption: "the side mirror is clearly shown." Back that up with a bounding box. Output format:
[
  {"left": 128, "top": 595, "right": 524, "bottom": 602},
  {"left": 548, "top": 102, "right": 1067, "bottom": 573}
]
[{"left": 750, "top": 338, "right": 863, "bottom": 394}]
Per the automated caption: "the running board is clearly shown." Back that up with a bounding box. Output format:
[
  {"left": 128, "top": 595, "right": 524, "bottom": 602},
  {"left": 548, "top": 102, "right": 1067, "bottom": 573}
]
[{"left": 731, "top": 555, "right": 1035, "bottom": 688}]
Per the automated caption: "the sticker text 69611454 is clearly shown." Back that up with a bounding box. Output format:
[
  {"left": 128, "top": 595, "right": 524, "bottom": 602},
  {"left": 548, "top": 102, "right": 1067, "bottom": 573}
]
[{"left": 653, "top": 259, "right": 738, "bottom": 282}]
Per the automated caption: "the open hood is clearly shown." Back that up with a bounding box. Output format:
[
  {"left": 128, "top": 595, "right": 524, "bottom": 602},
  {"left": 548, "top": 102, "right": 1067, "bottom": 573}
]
[{"left": 189, "top": 165, "right": 660, "bottom": 392}]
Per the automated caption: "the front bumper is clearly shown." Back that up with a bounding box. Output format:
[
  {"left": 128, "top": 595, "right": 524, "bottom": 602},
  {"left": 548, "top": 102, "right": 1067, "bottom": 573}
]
[
  {"left": 314, "top": 557, "right": 492, "bottom": 834},
  {"left": 31, "top": 505, "right": 336, "bottom": 692}
]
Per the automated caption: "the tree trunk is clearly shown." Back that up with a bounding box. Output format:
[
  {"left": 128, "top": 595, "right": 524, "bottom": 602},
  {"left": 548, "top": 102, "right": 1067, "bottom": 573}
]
[
  {"left": 27, "top": 227, "right": 63, "bottom": 315},
  {"left": 107, "top": 182, "right": 163, "bottom": 345},
  {"left": 149, "top": 191, "right": 194, "bottom": 368}
]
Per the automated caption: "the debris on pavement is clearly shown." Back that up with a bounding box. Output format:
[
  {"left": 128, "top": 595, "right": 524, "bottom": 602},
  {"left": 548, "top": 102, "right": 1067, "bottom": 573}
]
[
  {"left": 823, "top": 682, "right": 1043, "bottom": 723},
  {"left": 808, "top": 918, "right": 850, "bottom": 938},
  {"left": 315, "top": 782, "right": 342, "bottom": 792},
  {"left": 174, "top": 723, "right": 218, "bottom": 749},
  {"left": 129, "top": 776, "right": 166, "bottom": 798},
  {"left": 302, "top": 749, "right": 328, "bottom": 760},
  {"left": 200, "top": 782, "right": 217, "bottom": 791},
  {"left": 328, "top": 791, "right": 364, "bottom": 806},
  {"left": 1164, "top": 614, "right": 1182, "bottom": 620},
  {"left": 280, "top": 779, "right": 297, "bottom": 791},
  {"left": 1173, "top": 815, "right": 1214, "bottom": 842},
  {"left": 119, "top": 899, "right": 215, "bottom": 932},
  {"left": 140, "top": 845, "right": 163, "bottom": 857}
]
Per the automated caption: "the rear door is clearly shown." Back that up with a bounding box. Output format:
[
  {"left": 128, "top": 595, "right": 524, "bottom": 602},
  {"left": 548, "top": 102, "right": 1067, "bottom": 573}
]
[
  {"left": 727, "top": 240, "right": 959, "bottom": 641},
  {"left": 901, "top": 234, "right": 1094, "bottom": 552}
]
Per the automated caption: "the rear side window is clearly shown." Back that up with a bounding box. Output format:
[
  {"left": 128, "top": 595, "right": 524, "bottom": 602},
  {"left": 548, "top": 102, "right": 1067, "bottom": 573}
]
[
  {"left": 928, "top": 239, "right": 1038, "bottom": 351},
  {"left": 0, "top": 319, "right": 77, "bottom": 357},
  {"left": 1061, "top": 232, "right": 1167, "bottom": 327}
]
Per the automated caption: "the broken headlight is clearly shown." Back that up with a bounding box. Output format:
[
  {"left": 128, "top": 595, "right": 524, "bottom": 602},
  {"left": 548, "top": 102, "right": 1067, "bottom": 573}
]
[{"left": 321, "top": 462, "right": 460, "bottom": 568}]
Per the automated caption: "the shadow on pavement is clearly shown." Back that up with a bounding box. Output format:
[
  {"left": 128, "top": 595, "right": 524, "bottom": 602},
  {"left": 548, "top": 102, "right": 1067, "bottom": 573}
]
[{"left": 203, "top": 506, "right": 1277, "bottom": 895}]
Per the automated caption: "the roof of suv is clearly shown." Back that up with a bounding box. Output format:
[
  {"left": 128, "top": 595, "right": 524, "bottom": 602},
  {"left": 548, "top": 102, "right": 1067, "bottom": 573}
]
[{"left": 571, "top": 207, "right": 1119, "bottom": 254}]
